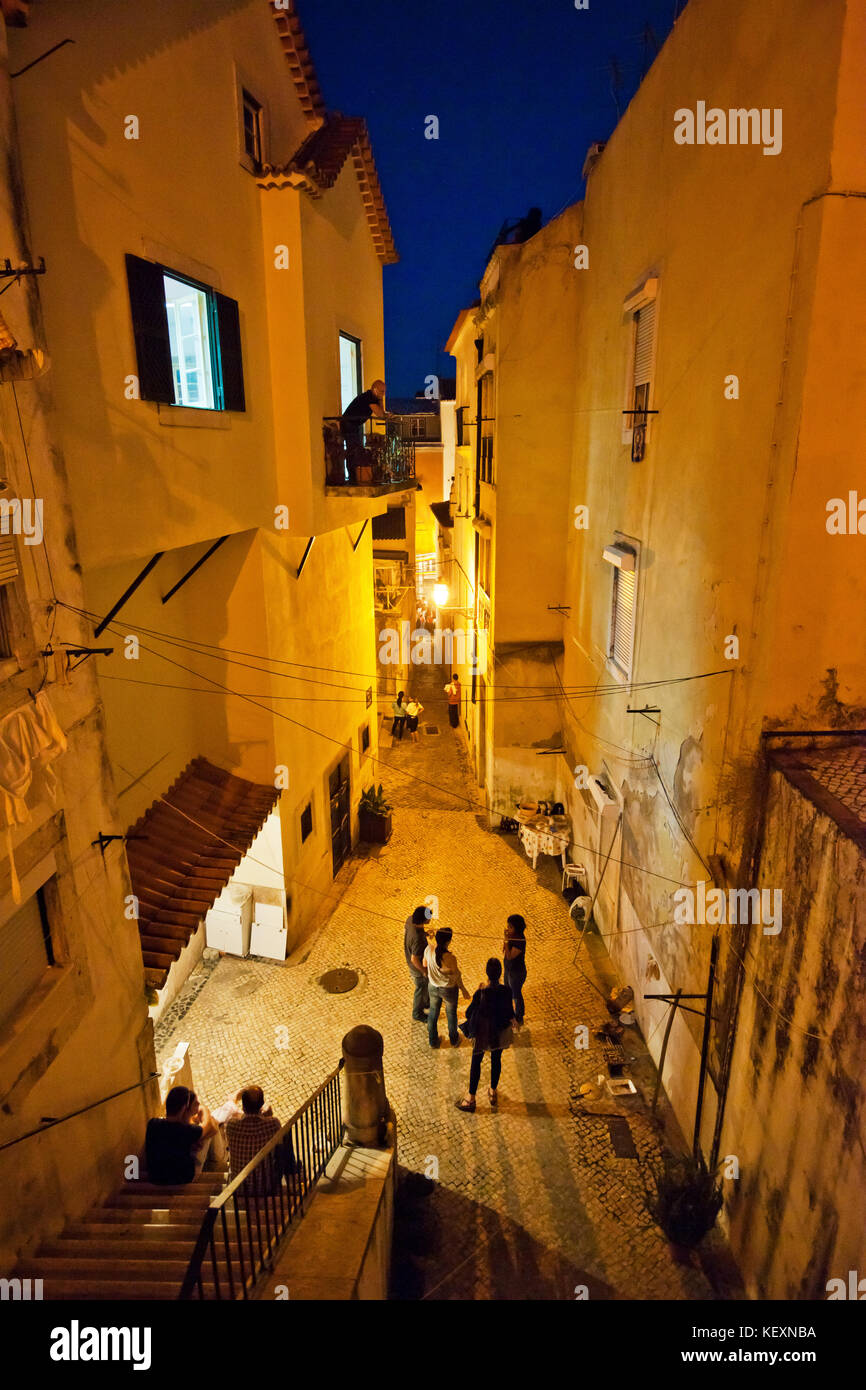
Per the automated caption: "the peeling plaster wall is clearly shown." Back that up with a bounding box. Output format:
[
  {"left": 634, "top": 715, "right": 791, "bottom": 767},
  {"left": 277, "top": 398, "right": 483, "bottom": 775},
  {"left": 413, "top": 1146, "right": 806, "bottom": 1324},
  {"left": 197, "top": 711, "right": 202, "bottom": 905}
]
[{"left": 720, "top": 771, "right": 866, "bottom": 1299}]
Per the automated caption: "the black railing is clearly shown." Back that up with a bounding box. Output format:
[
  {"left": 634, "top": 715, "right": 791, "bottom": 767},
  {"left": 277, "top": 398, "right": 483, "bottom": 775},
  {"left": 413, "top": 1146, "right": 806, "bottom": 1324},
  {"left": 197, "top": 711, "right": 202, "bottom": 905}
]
[
  {"left": 179, "top": 1061, "right": 344, "bottom": 1300},
  {"left": 324, "top": 418, "right": 416, "bottom": 488}
]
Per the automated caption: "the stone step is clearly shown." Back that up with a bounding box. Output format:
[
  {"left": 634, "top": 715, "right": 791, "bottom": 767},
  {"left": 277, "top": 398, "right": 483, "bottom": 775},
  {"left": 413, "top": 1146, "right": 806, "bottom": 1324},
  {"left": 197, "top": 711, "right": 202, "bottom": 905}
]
[
  {"left": 22, "top": 1277, "right": 181, "bottom": 1301},
  {"left": 21, "top": 1256, "right": 195, "bottom": 1283}
]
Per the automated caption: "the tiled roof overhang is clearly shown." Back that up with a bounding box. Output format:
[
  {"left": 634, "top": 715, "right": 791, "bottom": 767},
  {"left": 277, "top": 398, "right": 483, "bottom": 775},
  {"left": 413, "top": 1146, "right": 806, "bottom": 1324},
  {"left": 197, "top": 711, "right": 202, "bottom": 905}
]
[
  {"left": 264, "top": 2, "right": 398, "bottom": 265},
  {"left": 127, "top": 757, "right": 280, "bottom": 991},
  {"left": 270, "top": 0, "right": 325, "bottom": 121}
]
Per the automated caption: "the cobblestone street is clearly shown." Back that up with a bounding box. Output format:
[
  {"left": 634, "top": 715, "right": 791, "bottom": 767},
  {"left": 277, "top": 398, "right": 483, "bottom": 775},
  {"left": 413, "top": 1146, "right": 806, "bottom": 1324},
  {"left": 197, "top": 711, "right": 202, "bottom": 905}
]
[{"left": 156, "top": 663, "right": 732, "bottom": 1300}]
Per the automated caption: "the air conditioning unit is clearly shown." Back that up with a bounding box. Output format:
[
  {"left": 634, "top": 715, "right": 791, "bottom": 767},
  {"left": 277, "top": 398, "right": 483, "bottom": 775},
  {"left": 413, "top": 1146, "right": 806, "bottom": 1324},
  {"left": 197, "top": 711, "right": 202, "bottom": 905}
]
[{"left": 587, "top": 774, "right": 616, "bottom": 814}]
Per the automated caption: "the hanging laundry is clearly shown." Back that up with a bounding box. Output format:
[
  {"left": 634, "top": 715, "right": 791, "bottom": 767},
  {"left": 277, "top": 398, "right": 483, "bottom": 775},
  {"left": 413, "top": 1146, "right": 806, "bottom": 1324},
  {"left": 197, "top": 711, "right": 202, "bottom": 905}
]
[{"left": 0, "top": 691, "right": 67, "bottom": 901}]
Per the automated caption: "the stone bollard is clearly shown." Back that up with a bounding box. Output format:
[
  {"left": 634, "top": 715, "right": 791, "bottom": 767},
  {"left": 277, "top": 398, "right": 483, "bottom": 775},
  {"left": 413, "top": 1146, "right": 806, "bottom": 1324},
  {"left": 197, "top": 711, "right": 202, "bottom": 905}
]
[{"left": 342, "top": 1025, "right": 386, "bottom": 1146}]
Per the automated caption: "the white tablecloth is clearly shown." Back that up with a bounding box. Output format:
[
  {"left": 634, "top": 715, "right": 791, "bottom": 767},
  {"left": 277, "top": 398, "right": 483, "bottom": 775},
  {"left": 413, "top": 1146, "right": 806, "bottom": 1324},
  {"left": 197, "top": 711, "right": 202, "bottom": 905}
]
[{"left": 518, "top": 822, "right": 570, "bottom": 869}]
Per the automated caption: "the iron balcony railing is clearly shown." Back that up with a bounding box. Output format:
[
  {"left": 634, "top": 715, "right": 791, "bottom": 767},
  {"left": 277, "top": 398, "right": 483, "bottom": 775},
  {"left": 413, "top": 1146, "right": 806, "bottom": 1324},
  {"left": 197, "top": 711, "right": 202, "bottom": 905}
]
[
  {"left": 179, "top": 1061, "right": 344, "bottom": 1300},
  {"left": 324, "top": 418, "right": 416, "bottom": 488}
]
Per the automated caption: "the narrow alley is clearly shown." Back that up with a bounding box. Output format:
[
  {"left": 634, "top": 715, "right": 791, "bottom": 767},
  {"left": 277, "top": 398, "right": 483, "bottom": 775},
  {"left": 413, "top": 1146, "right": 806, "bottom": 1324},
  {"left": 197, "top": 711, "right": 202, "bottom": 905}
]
[{"left": 155, "top": 661, "right": 727, "bottom": 1300}]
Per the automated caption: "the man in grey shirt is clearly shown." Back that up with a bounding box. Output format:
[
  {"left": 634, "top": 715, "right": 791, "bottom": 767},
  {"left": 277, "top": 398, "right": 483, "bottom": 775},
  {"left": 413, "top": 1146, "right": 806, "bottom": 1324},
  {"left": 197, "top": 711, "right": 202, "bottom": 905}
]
[{"left": 404, "top": 904, "right": 432, "bottom": 1022}]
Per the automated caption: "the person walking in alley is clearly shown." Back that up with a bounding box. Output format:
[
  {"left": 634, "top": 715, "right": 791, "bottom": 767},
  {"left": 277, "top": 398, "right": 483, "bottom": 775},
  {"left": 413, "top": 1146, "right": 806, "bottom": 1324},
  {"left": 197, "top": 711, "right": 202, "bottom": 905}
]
[
  {"left": 405, "top": 694, "right": 424, "bottom": 742},
  {"left": 503, "top": 913, "right": 528, "bottom": 1027},
  {"left": 424, "top": 927, "right": 470, "bottom": 1048},
  {"left": 445, "top": 673, "right": 461, "bottom": 729},
  {"left": 391, "top": 690, "right": 409, "bottom": 741},
  {"left": 404, "top": 904, "right": 432, "bottom": 1021},
  {"left": 456, "top": 958, "right": 515, "bottom": 1112}
]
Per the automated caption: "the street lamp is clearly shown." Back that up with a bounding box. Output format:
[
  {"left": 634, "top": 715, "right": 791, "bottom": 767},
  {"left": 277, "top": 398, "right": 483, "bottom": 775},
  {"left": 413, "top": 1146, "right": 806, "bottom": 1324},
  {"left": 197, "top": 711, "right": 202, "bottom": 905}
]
[{"left": 433, "top": 583, "right": 449, "bottom": 607}]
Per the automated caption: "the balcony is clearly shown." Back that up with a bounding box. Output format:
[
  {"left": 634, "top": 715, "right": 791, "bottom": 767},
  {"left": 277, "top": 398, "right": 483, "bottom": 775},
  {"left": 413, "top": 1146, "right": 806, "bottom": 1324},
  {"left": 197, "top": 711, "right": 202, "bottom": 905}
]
[{"left": 323, "top": 418, "right": 416, "bottom": 496}]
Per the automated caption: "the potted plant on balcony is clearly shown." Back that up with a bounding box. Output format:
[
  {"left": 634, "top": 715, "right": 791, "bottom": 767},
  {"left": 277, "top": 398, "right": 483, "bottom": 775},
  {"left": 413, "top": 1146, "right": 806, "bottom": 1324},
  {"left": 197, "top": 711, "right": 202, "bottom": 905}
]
[{"left": 359, "top": 783, "right": 392, "bottom": 844}]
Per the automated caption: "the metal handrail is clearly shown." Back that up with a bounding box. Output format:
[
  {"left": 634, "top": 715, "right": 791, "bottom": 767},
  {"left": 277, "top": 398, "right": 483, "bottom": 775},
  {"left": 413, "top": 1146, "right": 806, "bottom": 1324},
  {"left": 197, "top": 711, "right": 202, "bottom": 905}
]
[{"left": 179, "top": 1060, "right": 345, "bottom": 1300}]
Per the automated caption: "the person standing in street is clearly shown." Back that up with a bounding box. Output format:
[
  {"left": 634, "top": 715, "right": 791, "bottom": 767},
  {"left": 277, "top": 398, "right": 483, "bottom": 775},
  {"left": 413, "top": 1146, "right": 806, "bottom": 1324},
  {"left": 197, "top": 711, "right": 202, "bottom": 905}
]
[
  {"left": 391, "top": 690, "right": 409, "bottom": 741},
  {"left": 503, "top": 913, "right": 528, "bottom": 1027},
  {"left": 456, "top": 958, "right": 515, "bottom": 1112},
  {"left": 444, "top": 673, "right": 461, "bottom": 729},
  {"left": 424, "top": 927, "right": 470, "bottom": 1048},
  {"left": 404, "top": 904, "right": 432, "bottom": 1022},
  {"left": 405, "top": 695, "right": 424, "bottom": 742}
]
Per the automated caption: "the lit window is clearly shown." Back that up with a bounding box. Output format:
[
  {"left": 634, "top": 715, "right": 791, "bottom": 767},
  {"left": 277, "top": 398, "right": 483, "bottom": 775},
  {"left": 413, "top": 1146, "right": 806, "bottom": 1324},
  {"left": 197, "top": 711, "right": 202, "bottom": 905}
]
[
  {"left": 339, "top": 332, "right": 362, "bottom": 413},
  {"left": 242, "top": 89, "right": 263, "bottom": 165},
  {"left": 163, "top": 274, "right": 215, "bottom": 409},
  {"left": 125, "top": 254, "right": 246, "bottom": 411}
]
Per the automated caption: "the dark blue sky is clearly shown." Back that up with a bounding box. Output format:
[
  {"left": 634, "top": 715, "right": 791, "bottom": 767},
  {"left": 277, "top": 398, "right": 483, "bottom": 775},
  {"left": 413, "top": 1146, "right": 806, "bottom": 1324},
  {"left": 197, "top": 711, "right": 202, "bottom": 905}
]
[{"left": 297, "top": 0, "right": 680, "bottom": 396}]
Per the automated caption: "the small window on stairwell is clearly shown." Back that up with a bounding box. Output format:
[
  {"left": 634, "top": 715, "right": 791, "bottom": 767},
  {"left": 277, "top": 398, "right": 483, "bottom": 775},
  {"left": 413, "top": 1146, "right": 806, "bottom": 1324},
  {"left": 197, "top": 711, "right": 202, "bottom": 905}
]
[
  {"left": 241, "top": 89, "right": 264, "bottom": 166},
  {"left": 361, "top": 723, "right": 371, "bottom": 755},
  {"left": 300, "top": 802, "right": 313, "bottom": 844}
]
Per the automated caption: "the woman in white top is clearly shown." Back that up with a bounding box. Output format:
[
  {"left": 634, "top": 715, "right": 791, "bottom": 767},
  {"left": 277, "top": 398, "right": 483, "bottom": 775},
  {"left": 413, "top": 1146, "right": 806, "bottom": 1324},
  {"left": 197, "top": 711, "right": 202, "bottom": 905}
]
[
  {"left": 424, "top": 928, "right": 470, "bottom": 1048},
  {"left": 405, "top": 697, "right": 424, "bottom": 742}
]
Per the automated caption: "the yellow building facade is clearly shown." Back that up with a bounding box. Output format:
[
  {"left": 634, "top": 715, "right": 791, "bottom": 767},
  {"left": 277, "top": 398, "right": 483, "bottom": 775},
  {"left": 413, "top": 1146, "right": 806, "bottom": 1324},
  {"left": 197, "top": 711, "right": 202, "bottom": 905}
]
[
  {"left": 10, "top": 0, "right": 410, "bottom": 1005},
  {"left": 448, "top": 0, "right": 866, "bottom": 1297}
]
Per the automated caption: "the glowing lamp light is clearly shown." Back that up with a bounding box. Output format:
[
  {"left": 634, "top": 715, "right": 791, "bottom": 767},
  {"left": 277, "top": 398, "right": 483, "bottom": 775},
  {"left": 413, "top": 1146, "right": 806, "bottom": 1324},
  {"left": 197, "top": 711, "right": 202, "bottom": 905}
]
[{"left": 433, "top": 583, "right": 449, "bottom": 607}]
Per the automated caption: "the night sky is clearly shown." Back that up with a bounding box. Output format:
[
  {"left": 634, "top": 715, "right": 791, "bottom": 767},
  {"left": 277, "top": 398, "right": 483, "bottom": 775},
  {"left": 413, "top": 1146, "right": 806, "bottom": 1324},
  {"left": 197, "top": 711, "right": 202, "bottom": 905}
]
[{"left": 297, "top": 0, "right": 681, "bottom": 396}]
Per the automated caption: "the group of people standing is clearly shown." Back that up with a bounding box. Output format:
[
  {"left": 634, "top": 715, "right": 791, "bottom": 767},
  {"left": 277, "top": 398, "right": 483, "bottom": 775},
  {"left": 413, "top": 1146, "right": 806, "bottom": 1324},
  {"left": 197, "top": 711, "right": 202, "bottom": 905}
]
[
  {"left": 403, "top": 904, "right": 528, "bottom": 1112},
  {"left": 390, "top": 690, "right": 424, "bottom": 742}
]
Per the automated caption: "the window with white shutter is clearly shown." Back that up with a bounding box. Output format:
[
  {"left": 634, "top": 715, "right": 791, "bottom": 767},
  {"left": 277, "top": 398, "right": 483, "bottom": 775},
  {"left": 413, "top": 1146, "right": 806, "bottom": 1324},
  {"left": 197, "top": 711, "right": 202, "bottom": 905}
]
[
  {"left": 0, "top": 533, "right": 19, "bottom": 659},
  {"left": 0, "top": 885, "right": 54, "bottom": 1030},
  {"left": 622, "top": 279, "right": 658, "bottom": 460},
  {"left": 603, "top": 540, "right": 638, "bottom": 679}
]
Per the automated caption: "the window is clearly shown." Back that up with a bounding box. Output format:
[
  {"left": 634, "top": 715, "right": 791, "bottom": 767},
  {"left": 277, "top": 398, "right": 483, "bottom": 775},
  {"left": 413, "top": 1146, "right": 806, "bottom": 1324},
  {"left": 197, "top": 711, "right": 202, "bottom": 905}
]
[
  {"left": 479, "top": 374, "right": 494, "bottom": 483},
  {"left": 300, "top": 802, "right": 313, "bottom": 844},
  {"left": 0, "top": 534, "right": 19, "bottom": 660},
  {"left": 623, "top": 279, "right": 658, "bottom": 461},
  {"left": 604, "top": 541, "right": 638, "bottom": 678},
  {"left": 125, "top": 254, "right": 245, "bottom": 411},
  {"left": 361, "top": 723, "right": 371, "bottom": 754},
  {"left": 478, "top": 535, "right": 492, "bottom": 598},
  {"left": 0, "top": 885, "right": 53, "bottom": 1031},
  {"left": 241, "top": 89, "right": 263, "bottom": 165},
  {"left": 163, "top": 275, "right": 215, "bottom": 409},
  {"left": 339, "top": 332, "right": 362, "bottom": 413}
]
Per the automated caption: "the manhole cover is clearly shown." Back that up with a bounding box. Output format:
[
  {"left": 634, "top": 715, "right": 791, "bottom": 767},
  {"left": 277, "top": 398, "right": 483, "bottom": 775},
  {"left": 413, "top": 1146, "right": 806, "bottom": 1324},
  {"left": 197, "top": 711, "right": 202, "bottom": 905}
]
[
  {"left": 425, "top": 724, "right": 440, "bottom": 735},
  {"left": 320, "top": 967, "right": 359, "bottom": 994}
]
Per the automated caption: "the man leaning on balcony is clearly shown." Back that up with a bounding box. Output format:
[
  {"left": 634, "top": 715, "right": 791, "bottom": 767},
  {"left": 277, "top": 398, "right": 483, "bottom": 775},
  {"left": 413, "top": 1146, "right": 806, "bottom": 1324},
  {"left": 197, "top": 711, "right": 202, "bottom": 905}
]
[{"left": 340, "top": 379, "right": 389, "bottom": 481}]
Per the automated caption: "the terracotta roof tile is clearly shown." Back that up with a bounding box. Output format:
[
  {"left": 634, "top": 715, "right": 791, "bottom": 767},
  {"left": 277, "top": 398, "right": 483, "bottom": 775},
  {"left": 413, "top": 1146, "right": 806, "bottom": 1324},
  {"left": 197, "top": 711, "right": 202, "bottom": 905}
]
[
  {"left": 127, "top": 757, "right": 280, "bottom": 991},
  {"left": 269, "top": 0, "right": 325, "bottom": 122}
]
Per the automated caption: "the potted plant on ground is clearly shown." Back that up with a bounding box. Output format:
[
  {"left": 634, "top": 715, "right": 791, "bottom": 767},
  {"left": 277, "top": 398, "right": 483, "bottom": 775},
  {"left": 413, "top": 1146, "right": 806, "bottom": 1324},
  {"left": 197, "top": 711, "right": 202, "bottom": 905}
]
[
  {"left": 359, "top": 783, "right": 392, "bottom": 844},
  {"left": 646, "top": 1151, "right": 723, "bottom": 1251}
]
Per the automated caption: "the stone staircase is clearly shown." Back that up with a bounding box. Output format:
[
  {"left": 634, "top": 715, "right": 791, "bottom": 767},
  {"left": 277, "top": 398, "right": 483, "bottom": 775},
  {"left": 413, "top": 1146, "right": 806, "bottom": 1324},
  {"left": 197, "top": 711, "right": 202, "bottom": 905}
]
[{"left": 14, "top": 1171, "right": 233, "bottom": 1300}]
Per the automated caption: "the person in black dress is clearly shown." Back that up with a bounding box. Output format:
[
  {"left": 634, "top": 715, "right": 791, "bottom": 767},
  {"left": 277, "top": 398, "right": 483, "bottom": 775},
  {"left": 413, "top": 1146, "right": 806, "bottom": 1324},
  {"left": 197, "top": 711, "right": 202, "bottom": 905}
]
[
  {"left": 503, "top": 913, "right": 527, "bottom": 1026},
  {"left": 456, "top": 958, "right": 515, "bottom": 1112}
]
